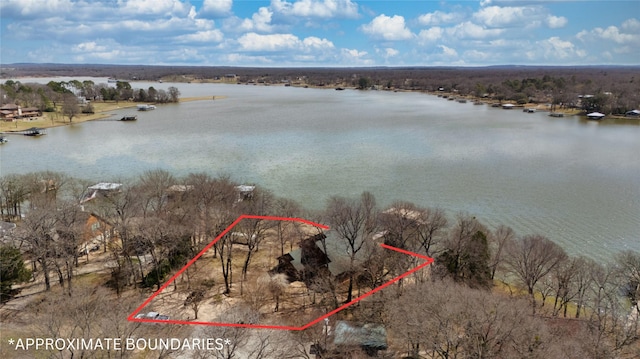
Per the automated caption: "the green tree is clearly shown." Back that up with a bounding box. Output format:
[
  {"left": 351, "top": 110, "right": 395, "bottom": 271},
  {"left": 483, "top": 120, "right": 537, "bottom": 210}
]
[
  {"left": 436, "top": 215, "right": 492, "bottom": 288},
  {"left": 0, "top": 244, "right": 31, "bottom": 302},
  {"left": 357, "top": 77, "right": 372, "bottom": 90}
]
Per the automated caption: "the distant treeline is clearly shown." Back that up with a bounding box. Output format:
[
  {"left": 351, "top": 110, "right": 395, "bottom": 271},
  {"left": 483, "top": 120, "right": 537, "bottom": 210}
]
[
  {"left": 2, "top": 63, "right": 639, "bottom": 114},
  {"left": 0, "top": 79, "right": 180, "bottom": 113}
]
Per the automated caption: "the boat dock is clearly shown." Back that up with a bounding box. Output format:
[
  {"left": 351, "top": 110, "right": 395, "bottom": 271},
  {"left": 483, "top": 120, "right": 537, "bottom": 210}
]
[{"left": 0, "top": 127, "right": 47, "bottom": 136}]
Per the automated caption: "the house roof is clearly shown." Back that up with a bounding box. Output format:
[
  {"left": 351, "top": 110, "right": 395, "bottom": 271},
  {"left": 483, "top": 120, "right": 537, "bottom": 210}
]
[
  {"left": 333, "top": 321, "right": 387, "bottom": 349},
  {"left": 234, "top": 185, "right": 255, "bottom": 193},
  {"left": 88, "top": 182, "right": 122, "bottom": 191},
  {"left": 287, "top": 249, "right": 305, "bottom": 272},
  {"left": 0, "top": 104, "right": 19, "bottom": 110}
]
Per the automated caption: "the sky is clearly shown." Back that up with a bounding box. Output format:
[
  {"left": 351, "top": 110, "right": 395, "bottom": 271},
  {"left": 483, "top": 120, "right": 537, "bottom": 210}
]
[{"left": 1, "top": 0, "right": 639, "bottom": 67}]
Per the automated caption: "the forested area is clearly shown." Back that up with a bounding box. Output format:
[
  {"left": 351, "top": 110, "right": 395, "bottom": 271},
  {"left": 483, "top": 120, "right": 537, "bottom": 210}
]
[
  {"left": 2, "top": 64, "right": 639, "bottom": 115},
  {"left": 1, "top": 170, "right": 638, "bottom": 358},
  {"left": 0, "top": 79, "right": 180, "bottom": 119}
]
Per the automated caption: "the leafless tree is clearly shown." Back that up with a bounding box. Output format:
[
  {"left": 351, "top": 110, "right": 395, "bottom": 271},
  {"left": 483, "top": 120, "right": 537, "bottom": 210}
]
[
  {"left": 488, "top": 224, "right": 514, "bottom": 280},
  {"left": 505, "top": 234, "right": 567, "bottom": 314},
  {"left": 325, "top": 191, "right": 378, "bottom": 303},
  {"left": 62, "top": 93, "right": 79, "bottom": 122}
]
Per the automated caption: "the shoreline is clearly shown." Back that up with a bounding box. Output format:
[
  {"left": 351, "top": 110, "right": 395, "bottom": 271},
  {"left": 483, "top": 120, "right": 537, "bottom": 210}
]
[{"left": 0, "top": 96, "right": 225, "bottom": 133}]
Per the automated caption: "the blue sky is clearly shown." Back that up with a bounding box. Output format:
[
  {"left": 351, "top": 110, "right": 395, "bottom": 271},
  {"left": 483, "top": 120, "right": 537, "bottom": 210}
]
[{"left": 1, "top": 0, "right": 638, "bottom": 67}]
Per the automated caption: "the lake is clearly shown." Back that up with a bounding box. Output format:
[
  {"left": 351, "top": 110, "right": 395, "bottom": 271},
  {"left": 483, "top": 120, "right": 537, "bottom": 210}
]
[{"left": 1, "top": 79, "right": 639, "bottom": 261}]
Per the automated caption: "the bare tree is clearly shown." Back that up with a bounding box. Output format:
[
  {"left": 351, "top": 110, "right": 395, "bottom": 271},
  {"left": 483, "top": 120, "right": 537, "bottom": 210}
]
[
  {"left": 504, "top": 234, "right": 567, "bottom": 314},
  {"left": 62, "top": 93, "right": 79, "bottom": 122},
  {"left": 488, "top": 224, "right": 514, "bottom": 280},
  {"left": 325, "top": 191, "right": 378, "bottom": 303}
]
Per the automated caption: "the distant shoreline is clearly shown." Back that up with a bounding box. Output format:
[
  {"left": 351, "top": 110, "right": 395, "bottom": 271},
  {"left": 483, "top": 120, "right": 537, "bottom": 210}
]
[{"left": 0, "top": 96, "right": 225, "bottom": 133}]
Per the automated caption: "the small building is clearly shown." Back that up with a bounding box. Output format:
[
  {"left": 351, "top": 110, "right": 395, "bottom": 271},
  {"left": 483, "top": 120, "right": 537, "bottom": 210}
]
[
  {"left": 234, "top": 185, "right": 255, "bottom": 202},
  {"left": 333, "top": 321, "right": 388, "bottom": 356},
  {"left": 81, "top": 182, "right": 123, "bottom": 203}
]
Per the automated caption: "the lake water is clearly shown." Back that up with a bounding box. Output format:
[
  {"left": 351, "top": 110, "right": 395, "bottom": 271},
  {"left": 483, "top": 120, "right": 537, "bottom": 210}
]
[{"left": 1, "top": 79, "right": 639, "bottom": 261}]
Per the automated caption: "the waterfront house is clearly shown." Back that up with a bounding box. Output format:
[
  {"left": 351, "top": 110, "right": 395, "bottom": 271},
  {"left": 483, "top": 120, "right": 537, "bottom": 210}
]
[
  {"left": 77, "top": 212, "right": 113, "bottom": 255},
  {"left": 0, "top": 104, "right": 42, "bottom": 120},
  {"left": 81, "top": 182, "right": 123, "bottom": 203},
  {"left": 274, "top": 232, "right": 359, "bottom": 283}
]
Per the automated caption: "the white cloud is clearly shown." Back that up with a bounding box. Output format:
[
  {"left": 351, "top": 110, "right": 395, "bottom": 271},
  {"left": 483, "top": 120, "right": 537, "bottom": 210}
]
[
  {"left": 622, "top": 18, "right": 640, "bottom": 32},
  {"left": 537, "top": 37, "right": 586, "bottom": 60},
  {"left": 417, "top": 11, "right": 463, "bottom": 26},
  {"left": 463, "top": 49, "right": 490, "bottom": 62},
  {"left": 271, "top": 0, "right": 359, "bottom": 19},
  {"left": 360, "top": 14, "right": 413, "bottom": 41},
  {"left": 340, "top": 48, "right": 373, "bottom": 65},
  {"left": 578, "top": 21, "right": 640, "bottom": 46},
  {"left": 73, "top": 41, "right": 108, "bottom": 53},
  {"left": 546, "top": 15, "right": 567, "bottom": 29},
  {"left": 117, "top": 0, "right": 191, "bottom": 17},
  {"left": 238, "top": 33, "right": 299, "bottom": 51},
  {"left": 174, "top": 30, "right": 224, "bottom": 43},
  {"left": 384, "top": 48, "right": 399, "bottom": 57},
  {"left": 446, "top": 21, "right": 504, "bottom": 39},
  {"left": 0, "top": 0, "right": 73, "bottom": 17},
  {"left": 439, "top": 45, "right": 458, "bottom": 58},
  {"left": 302, "top": 36, "right": 335, "bottom": 50},
  {"left": 417, "top": 27, "right": 443, "bottom": 43},
  {"left": 473, "top": 6, "right": 530, "bottom": 28},
  {"left": 237, "top": 32, "right": 333, "bottom": 53},
  {"left": 201, "top": 0, "right": 233, "bottom": 17},
  {"left": 239, "top": 7, "right": 275, "bottom": 33}
]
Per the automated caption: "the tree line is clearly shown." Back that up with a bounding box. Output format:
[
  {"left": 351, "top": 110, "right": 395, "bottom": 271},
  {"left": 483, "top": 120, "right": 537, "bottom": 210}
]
[
  {"left": 1, "top": 170, "right": 638, "bottom": 358},
  {"left": 0, "top": 79, "right": 180, "bottom": 122},
  {"left": 3, "top": 64, "right": 638, "bottom": 115}
]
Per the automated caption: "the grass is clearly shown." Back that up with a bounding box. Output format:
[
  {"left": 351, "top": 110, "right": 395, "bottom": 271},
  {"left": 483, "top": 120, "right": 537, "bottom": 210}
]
[{"left": 0, "top": 96, "right": 224, "bottom": 133}]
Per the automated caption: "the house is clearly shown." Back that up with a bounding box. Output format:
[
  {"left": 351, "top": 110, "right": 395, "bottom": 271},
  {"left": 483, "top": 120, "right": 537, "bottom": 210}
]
[
  {"left": 0, "top": 104, "right": 42, "bottom": 120},
  {"left": 274, "top": 232, "right": 359, "bottom": 283},
  {"left": 81, "top": 182, "right": 123, "bottom": 203},
  {"left": 625, "top": 109, "right": 640, "bottom": 117},
  {"left": 77, "top": 212, "right": 113, "bottom": 255},
  {"left": 333, "top": 321, "right": 388, "bottom": 356},
  {"left": 234, "top": 185, "right": 255, "bottom": 202}
]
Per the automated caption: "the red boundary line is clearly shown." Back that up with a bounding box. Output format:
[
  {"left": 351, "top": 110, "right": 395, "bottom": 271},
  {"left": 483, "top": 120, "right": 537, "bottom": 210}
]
[{"left": 128, "top": 215, "right": 433, "bottom": 331}]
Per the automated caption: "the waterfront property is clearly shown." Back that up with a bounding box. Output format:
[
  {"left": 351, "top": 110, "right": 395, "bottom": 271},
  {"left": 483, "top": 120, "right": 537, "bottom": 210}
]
[
  {"left": 1, "top": 104, "right": 42, "bottom": 121},
  {"left": 81, "top": 182, "right": 123, "bottom": 203}
]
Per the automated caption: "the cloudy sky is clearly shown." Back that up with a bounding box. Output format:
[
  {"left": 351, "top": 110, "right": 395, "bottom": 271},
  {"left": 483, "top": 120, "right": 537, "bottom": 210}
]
[{"left": 1, "top": 0, "right": 638, "bottom": 67}]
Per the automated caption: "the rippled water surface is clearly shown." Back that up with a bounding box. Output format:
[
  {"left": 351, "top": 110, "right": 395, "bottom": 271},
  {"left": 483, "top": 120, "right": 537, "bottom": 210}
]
[{"left": 2, "top": 80, "right": 639, "bottom": 261}]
